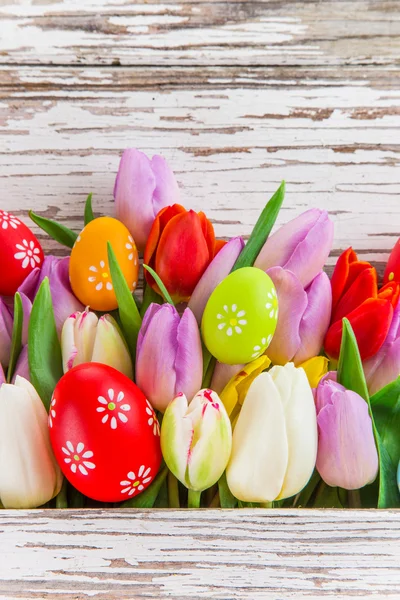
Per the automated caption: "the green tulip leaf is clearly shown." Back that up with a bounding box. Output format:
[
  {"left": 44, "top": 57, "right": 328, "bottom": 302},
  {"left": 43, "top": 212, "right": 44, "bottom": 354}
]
[
  {"left": 29, "top": 211, "right": 78, "bottom": 249},
  {"left": 371, "top": 377, "right": 400, "bottom": 477},
  {"left": 122, "top": 465, "right": 168, "bottom": 508},
  {"left": 232, "top": 181, "right": 285, "bottom": 271},
  {"left": 291, "top": 469, "right": 321, "bottom": 508},
  {"left": 28, "top": 278, "right": 63, "bottom": 411},
  {"left": 107, "top": 242, "right": 142, "bottom": 360},
  {"left": 218, "top": 472, "right": 238, "bottom": 508},
  {"left": 143, "top": 265, "right": 174, "bottom": 306},
  {"left": 6, "top": 293, "right": 23, "bottom": 383},
  {"left": 312, "top": 481, "right": 343, "bottom": 508},
  {"left": 337, "top": 318, "right": 400, "bottom": 508},
  {"left": 84, "top": 192, "right": 95, "bottom": 225},
  {"left": 140, "top": 283, "right": 163, "bottom": 318}
]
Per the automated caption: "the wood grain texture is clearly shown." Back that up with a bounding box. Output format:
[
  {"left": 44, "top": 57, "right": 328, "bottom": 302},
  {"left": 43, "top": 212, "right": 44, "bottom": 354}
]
[
  {"left": 0, "top": 509, "right": 400, "bottom": 599},
  {"left": 1, "top": 1, "right": 400, "bottom": 597}
]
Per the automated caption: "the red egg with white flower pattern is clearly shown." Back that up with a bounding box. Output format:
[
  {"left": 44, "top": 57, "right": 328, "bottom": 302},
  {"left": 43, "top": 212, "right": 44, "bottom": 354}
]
[
  {"left": 49, "top": 363, "right": 162, "bottom": 502},
  {"left": 0, "top": 210, "right": 44, "bottom": 296}
]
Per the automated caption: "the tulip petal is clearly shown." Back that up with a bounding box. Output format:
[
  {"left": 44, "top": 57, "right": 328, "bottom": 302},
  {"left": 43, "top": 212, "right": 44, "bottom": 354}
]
[
  {"left": 293, "top": 272, "right": 332, "bottom": 365},
  {"left": 365, "top": 338, "right": 400, "bottom": 396},
  {"left": 19, "top": 292, "right": 32, "bottom": 346},
  {"left": 384, "top": 238, "right": 400, "bottom": 285},
  {"left": 226, "top": 372, "right": 288, "bottom": 502},
  {"left": 0, "top": 363, "right": 5, "bottom": 385},
  {"left": 330, "top": 248, "right": 372, "bottom": 312},
  {"left": 189, "top": 237, "right": 245, "bottom": 323},
  {"left": 11, "top": 346, "right": 30, "bottom": 383},
  {"left": 299, "top": 356, "right": 329, "bottom": 389},
  {"left": 266, "top": 267, "right": 307, "bottom": 365},
  {"left": 332, "top": 266, "right": 377, "bottom": 323},
  {"left": 211, "top": 362, "right": 245, "bottom": 395},
  {"left": 73, "top": 310, "right": 98, "bottom": 367},
  {"left": 219, "top": 355, "right": 270, "bottom": 417},
  {"left": 92, "top": 315, "right": 133, "bottom": 379},
  {"left": 325, "top": 297, "right": 393, "bottom": 360},
  {"left": 151, "top": 154, "right": 180, "bottom": 214},
  {"left": 160, "top": 393, "right": 193, "bottom": 486},
  {"left": 316, "top": 389, "right": 378, "bottom": 489},
  {"left": 175, "top": 308, "right": 203, "bottom": 402},
  {"left": 0, "top": 299, "right": 13, "bottom": 368}
]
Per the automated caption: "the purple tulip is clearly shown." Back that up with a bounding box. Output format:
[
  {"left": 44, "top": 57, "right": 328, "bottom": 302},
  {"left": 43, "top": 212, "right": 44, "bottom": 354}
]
[
  {"left": 188, "top": 237, "right": 245, "bottom": 324},
  {"left": 211, "top": 361, "right": 245, "bottom": 395},
  {"left": 315, "top": 377, "right": 378, "bottom": 489},
  {"left": 266, "top": 267, "right": 332, "bottom": 366},
  {"left": 254, "top": 209, "right": 334, "bottom": 288},
  {"left": 18, "top": 255, "right": 84, "bottom": 335},
  {"left": 0, "top": 299, "right": 13, "bottom": 368},
  {"left": 114, "top": 148, "right": 180, "bottom": 252},
  {"left": 11, "top": 346, "right": 30, "bottom": 383},
  {"left": 136, "top": 303, "right": 203, "bottom": 412},
  {"left": 364, "top": 304, "right": 400, "bottom": 395},
  {"left": 0, "top": 363, "right": 5, "bottom": 385}
]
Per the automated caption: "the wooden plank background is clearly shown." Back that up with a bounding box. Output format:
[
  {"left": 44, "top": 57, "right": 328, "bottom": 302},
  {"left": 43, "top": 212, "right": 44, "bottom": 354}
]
[{"left": 1, "top": 0, "right": 400, "bottom": 597}]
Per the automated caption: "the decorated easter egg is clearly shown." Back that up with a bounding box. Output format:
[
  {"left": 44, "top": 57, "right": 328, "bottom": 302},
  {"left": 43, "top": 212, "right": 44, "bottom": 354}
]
[
  {"left": 49, "top": 363, "right": 162, "bottom": 502},
  {"left": 69, "top": 216, "right": 139, "bottom": 311},
  {"left": 201, "top": 267, "right": 278, "bottom": 364},
  {"left": 0, "top": 210, "right": 44, "bottom": 296}
]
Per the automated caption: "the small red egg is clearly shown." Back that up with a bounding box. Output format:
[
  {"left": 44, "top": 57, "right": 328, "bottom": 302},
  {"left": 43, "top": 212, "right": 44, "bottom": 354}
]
[
  {"left": 49, "top": 363, "right": 162, "bottom": 502},
  {"left": 0, "top": 210, "right": 44, "bottom": 296}
]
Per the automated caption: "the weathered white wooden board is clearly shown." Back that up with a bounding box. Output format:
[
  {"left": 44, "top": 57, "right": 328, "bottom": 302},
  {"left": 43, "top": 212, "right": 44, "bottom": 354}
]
[
  {"left": 0, "top": 509, "right": 399, "bottom": 599},
  {"left": 1, "top": 0, "right": 400, "bottom": 597}
]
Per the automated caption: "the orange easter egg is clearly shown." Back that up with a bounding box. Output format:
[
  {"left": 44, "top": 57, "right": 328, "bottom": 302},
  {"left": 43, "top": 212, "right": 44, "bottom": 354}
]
[{"left": 69, "top": 217, "right": 139, "bottom": 311}]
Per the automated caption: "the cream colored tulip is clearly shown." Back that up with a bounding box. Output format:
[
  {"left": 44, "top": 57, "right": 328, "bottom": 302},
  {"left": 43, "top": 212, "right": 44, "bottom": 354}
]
[
  {"left": 0, "top": 377, "right": 63, "bottom": 508},
  {"left": 226, "top": 363, "right": 317, "bottom": 502}
]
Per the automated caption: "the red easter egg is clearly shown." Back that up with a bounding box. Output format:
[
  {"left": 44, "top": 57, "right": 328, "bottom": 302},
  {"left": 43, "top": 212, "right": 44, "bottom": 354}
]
[
  {"left": 49, "top": 363, "right": 162, "bottom": 502},
  {"left": 0, "top": 210, "right": 44, "bottom": 296}
]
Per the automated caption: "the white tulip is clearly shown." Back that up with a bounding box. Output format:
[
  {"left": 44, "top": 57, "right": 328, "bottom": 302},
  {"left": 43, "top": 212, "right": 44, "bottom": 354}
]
[
  {"left": 226, "top": 363, "right": 317, "bottom": 502},
  {"left": 61, "top": 309, "right": 133, "bottom": 378},
  {"left": 0, "top": 377, "right": 63, "bottom": 508}
]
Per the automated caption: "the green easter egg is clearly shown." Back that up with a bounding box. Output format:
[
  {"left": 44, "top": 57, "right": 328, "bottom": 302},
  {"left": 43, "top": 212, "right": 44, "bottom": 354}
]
[{"left": 201, "top": 267, "right": 278, "bottom": 365}]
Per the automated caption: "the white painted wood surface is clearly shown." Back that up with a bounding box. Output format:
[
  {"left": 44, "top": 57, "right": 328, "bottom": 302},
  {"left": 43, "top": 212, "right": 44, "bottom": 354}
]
[{"left": 1, "top": 0, "right": 400, "bottom": 597}]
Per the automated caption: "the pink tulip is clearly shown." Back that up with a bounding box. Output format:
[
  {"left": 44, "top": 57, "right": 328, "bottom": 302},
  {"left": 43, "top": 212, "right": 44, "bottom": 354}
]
[
  {"left": 136, "top": 303, "right": 203, "bottom": 412},
  {"left": 18, "top": 255, "right": 84, "bottom": 335},
  {"left": 210, "top": 361, "right": 245, "bottom": 395},
  {"left": 364, "top": 304, "right": 400, "bottom": 395},
  {"left": 188, "top": 237, "right": 245, "bottom": 324},
  {"left": 0, "top": 299, "right": 13, "bottom": 368},
  {"left": 315, "top": 377, "right": 378, "bottom": 489},
  {"left": 12, "top": 346, "right": 30, "bottom": 383},
  {"left": 266, "top": 267, "right": 331, "bottom": 366},
  {"left": 254, "top": 209, "right": 334, "bottom": 288},
  {"left": 0, "top": 364, "right": 5, "bottom": 385},
  {"left": 114, "top": 148, "right": 180, "bottom": 251}
]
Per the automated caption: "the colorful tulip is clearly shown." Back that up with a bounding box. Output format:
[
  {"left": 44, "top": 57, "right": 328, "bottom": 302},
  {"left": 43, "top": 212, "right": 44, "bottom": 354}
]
[
  {"left": 226, "top": 363, "right": 317, "bottom": 502},
  {"left": 364, "top": 304, "right": 400, "bottom": 395},
  {"left": 11, "top": 345, "right": 30, "bottom": 383},
  {"left": 161, "top": 389, "right": 232, "bottom": 491},
  {"left": 0, "top": 363, "right": 5, "bottom": 385},
  {"left": 61, "top": 309, "right": 133, "bottom": 379},
  {"left": 266, "top": 267, "right": 331, "bottom": 365},
  {"left": 0, "top": 298, "right": 13, "bottom": 369},
  {"left": 254, "top": 209, "right": 334, "bottom": 288},
  {"left": 219, "top": 355, "right": 271, "bottom": 418},
  {"left": 324, "top": 248, "right": 399, "bottom": 361},
  {"left": 384, "top": 238, "right": 400, "bottom": 285},
  {"left": 188, "top": 236, "right": 245, "bottom": 324},
  {"left": 114, "top": 148, "right": 180, "bottom": 252},
  {"left": 314, "top": 376, "right": 378, "bottom": 489},
  {"left": 19, "top": 255, "right": 84, "bottom": 335},
  {"left": 0, "top": 376, "right": 63, "bottom": 508},
  {"left": 136, "top": 303, "right": 203, "bottom": 412},
  {"left": 144, "top": 204, "right": 221, "bottom": 303}
]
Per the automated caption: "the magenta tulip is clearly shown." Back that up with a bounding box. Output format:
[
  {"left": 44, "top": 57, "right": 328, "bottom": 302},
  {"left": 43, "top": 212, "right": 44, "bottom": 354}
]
[
  {"left": 114, "top": 148, "right": 180, "bottom": 251},
  {"left": 136, "top": 303, "right": 203, "bottom": 412},
  {"left": 188, "top": 236, "right": 245, "bottom": 323},
  {"left": 315, "top": 377, "right": 378, "bottom": 489},
  {"left": 265, "top": 267, "right": 331, "bottom": 366},
  {"left": 0, "top": 299, "right": 13, "bottom": 369},
  {"left": 254, "top": 209, "right": 334, "bottom": 288},
  {"left": 18, "top": 255, "right": 84, "bottom": 335},
  {"left": 364, "top": 304, "right": 400, "bottom": 395}
]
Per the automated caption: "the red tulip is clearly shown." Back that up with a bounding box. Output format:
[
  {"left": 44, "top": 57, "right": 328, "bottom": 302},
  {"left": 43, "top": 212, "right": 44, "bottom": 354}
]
[
  {"left": 324, "top": 247, "right": 400, "bottom": 361},
  {"left": 384, "top": 238, "right": 400, "bottom": 285},
  {"left": 144, "top": 204, "right": 222, "bottom": 302}
]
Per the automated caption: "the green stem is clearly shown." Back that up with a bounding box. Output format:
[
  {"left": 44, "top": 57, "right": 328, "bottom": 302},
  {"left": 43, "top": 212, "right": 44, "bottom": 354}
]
[
  {"left": 209, "top": 492, "right": 220, "bottom": 508},
  {"left": 259, "top": 502, "right": 273, "bottom": 508},
  {"left": 168, "top": 472, "right": 180, "bottom": 508},
  {"left": 348, "top": 489, "right": 361, "bottom": 508},
  {"left": 188, "top": 489, "right": 202, "bottom": 508},
  {"left": 56, "top": 478, "right": 68, "bottom": 509}
]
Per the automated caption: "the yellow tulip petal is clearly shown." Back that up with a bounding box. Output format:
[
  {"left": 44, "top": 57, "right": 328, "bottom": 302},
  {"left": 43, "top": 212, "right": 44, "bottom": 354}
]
[
  {"left": 220, "top": 355, "right": 271, "bottom": 417},
  {"left": 299, "top": 356, "right": 329, "bottom": 389}
]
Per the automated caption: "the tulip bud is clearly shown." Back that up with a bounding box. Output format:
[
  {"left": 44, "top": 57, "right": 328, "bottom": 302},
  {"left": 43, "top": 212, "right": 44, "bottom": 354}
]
[
  {"left": 19, "top": 255, "right": 84, "bottom": 335},
  {"left": 0, "top": 298, "right": 13, "bottom": 368},
  {"left": 114, "top": 148, "right": 180, "bottom": 252},
  {"left": 161, "top": 389, "right": 232, "bottom": 491},
  {"left": 266, "top": 268, "right": 332, "bottom": 365},
  {"left": 61, "top": 310, "right": 133, "bottom": 379},
  {"left": 0, "top": 376, "right": 63, "bottom": 508},
  {"left": 226, "top": 363, "right": 317, "bottom": 502},
  {"left": 136, "top": 303, "right": 203, "bottom": 412},
  {"left": 254, "top": 209, "right": 334, "bottom": 288},
  {"left": 314, "top": 377, "right": 378, "bottom": 489},
  {"left": 364, "top": 304, "right": 400, "bottom": 395}
]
